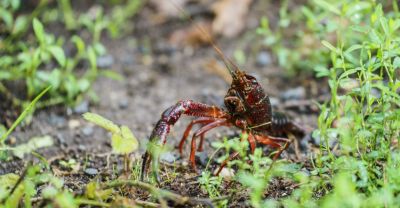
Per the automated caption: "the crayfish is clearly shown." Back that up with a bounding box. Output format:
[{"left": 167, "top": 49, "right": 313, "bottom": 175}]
[{"left": 141, "top": 30, "right": 303, "bottom": 183}]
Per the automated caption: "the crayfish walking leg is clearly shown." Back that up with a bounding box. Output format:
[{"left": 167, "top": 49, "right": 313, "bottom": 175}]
[{"left": 141, "top": 100, "right": 228, "bottom": 182}]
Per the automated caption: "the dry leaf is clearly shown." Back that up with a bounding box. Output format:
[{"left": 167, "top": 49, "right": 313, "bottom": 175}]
[
  {"left": 212, "top": 0, "right": 253, "bottom": 38},
  {"left": 169, "top": 21, "right": 213, "bottom": 47},
  {"left": 150, "top": 0, "right": 188, "bottom": 17}
]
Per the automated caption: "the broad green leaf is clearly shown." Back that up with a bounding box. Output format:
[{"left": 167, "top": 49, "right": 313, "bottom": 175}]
[
  {"left": 77, "top": 79, "right": 90, "bottom": 92},
  {"left": 12, "top": 136, "right": 54, "bottom": 158},
  {"left": 12, "top": 15, "right": 28, "bottom": 34},
  {"left": 47, "top": 46, "right": 66, "bottom": 67},
  {"left": 339, "top": 68, "right": 359, "bottom": 80},
  {"left": 321, "top": 40, "right": 338, "bottom": 53},
  {"left": 121, "top": 125, "right": 138, "bottom": 149},
  {"left": 71, "top": 35, "right": 85, "bottom": 55},
  {"left": 111, "top": 126, "right": 138, "bottom": 154},
  {"left": 93, "top": 42, "right": 106, "bottom": 56},
  {"left": 379, "top": 17, "right": 389, "bottom": 36},
  {"left": 87, "top": 46, "right": 97, "bottom": 69},
  {"left": 0, "top": 173, "right": 19, "bottom": 201},
  {"left": 54, "top": 191, "right": 77, "bottom": 208},
  {"left": 313, "top": 0, "right": 341, "bottom": 15},
  {"left": 33, "top": 18, "right": 45, "bottom": 44},
  {"left": 0, "top": 8, "right": 13, "bottom": 29},
  {"left": 82, "top": 112, "right": 119, "bottom": 134},
  {"left": 100, "top": 70, "right": 123, "bottom": 81},
  {"left": 393, "top": 57, "right": 400, "bottom": 69}
]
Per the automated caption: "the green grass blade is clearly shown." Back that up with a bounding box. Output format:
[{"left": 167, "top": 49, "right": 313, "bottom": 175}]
[{"left": 0, "top": 86, "right": 51, "bottom": 144}]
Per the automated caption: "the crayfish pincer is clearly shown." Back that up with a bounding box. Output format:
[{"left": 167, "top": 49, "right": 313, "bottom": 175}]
[{"left": 140, "top": 42, "right": 304, "bottom": 182}]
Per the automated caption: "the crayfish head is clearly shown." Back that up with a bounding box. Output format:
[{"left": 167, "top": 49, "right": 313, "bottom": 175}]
[{"left": 224, "top": 73, "right": 258, "bottom": 114}]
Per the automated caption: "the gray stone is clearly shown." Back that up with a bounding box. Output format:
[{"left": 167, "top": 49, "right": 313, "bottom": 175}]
[
  {"left": 97, "top": 55, "right": 114, "bottom": 68},
  {"left": 269, "top": 97, "right": 280, "bottom": 107},
  {"left": 281, "top": 87, "right": 306, "bottom": 101},
  {"left": 118, "top": 99, "right": 129, "bottom": 109},
  {"left": 73, "top": 101, "right": 89, "bottom": 114},
  {"left": 56, "top": 133, "right": 66, "bottom": 144},
  {"left": 160, "top": 152, "right": 176, "bottom": 163},
  {"left": 49, "top": 114, "right": 66, "bottom": 128},
  {"left": 121, "top": 54, "right": 135, "bottom": 66},
  {"left": 300, "top": 134, "right": 311, "bottom": 151},
  {"left": 82, "top": 126, "right": 94, "bottom": 136},
  {"left": 84, "top": 168, "right": 98, "bottom": 176},
  {"left": 196, "top": 151, "right": 209, "bottom": 167},
  {"left": 78, "top": 144, "right": 86, "bottom": 151},
  {"left": 256, "top": 51, "right": 272, "bottom": 67}
]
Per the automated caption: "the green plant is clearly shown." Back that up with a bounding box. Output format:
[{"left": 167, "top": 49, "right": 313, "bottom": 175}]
[
  {"left": 83, "top": 112, "right": 139, "bottom": 172},
  {"left": 202, "top": 1, "right": 400, "bottom": 206},
  {"left": 0, "top": 0, "right": 139, "bottom": 109}
]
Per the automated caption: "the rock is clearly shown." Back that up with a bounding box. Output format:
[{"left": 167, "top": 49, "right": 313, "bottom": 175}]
[
  {"left": 82, "top": 126, "right": 94, "bottom": 136},
  {"left": 84, "top": 168, "right": 98, "bottom": 176},
  {"left": 160, "top": 152, "right": 176, "bottom": 163},
  {"left": 73, "top": 101, "right": 89, "bottom": 114},
  {"left": 269, "top": 97, "right": 280, "bottom": 107},
  {"left": 56, "top": 133, "right": 66, "bottom": 144},
  {"left": 78, "top": 144, "right": 86, "bottom": 151},
  {"left": 300, "top": 134, "right": 311, "bottom": 151},
  {"left": 280, "top": 87, "right": 306, "bottom": 101},
  {"left": 214, "top": 167, "right": 235, "bottom": 179},
  {"left": 68, "top": 119, "right": 81, "bottom": 129},
  {"left": 256, "top": 51, "right": 272, "bottom": 67},
  {"left": 196, "top": 151, "right": 209, "bottom": 167},
  {"left": 97, "top": 55, "right": 114, "bottom": 68},
  {"left": 121, "top": 54, "right": 135, "bottom": 66},
  {"left": 48, "top": 113, "right": 67, "bottom": 128},
  {"left": 118, "top": 99, "right": 129, "bottom": 109}
]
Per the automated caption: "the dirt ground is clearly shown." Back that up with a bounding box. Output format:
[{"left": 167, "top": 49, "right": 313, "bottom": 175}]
[{"left": 1, "top": 1, "right": 326, "bottom": 206}]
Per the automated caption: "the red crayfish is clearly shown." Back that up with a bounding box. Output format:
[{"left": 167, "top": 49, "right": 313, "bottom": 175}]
[{"left": 141, "top": 22, "right": 303, "bottom": 183}]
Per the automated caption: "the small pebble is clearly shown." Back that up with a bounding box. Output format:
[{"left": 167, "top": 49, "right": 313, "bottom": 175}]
[
  {"left": 73, "top": 101, "right": 89, "bottom": 114},
  {"left": 256, "top": 51, "right": 272, "bottom": 67},
  {"left": 118, "top": 99, "right": 129, "bottom": 109},
  {"left": 300, "top": 134, "right": 311, "bottom": 151},
  {"left": 160, "top": 152, "right": 177, "bottom": 163},
  {"left": 78, "top": 144, "right": 86, "bottom": 151},
  {"left": 8, "top": 137, "right": 16, "bottom": 145},
  {"left": 68, "top": 119, "right": 81, "bottom": 129},
  {"left": 281, "top": 87, "right": 306, "bottom": 101},
  {"left": 97, "top": 55, "right": 114, "bottom": 68},
  {"left": 121, "top": 54, "right": 135, "bottom": 66},
  {"left": 196, "top": 151, "right": 209, "bottom": 167},
  {"left": 214, "top": 168, "right": 235, "bottom": 179},
  {"left": 269, "top": 97, "right": 280, "bottom": 107},
  {"left": 48, "top": 113, "right": 66, "bottom": 128},
  {"left": 84, "top": 168, "right": 98, "bottom": 176},
  {"left": 56, "top": 133, "right": 66, "bottom": 144},
  {"left": 82, "top": 126, "right": 94, "bottom": 136}
]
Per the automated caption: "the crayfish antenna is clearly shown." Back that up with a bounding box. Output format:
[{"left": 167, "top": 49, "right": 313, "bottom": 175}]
[{"left": 169, "top": 1, "right": 241, "bottom": 80}]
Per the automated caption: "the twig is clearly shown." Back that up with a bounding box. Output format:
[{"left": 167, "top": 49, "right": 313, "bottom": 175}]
[{"left": 102, "top": 180, "right": 215, "bottom": 208}]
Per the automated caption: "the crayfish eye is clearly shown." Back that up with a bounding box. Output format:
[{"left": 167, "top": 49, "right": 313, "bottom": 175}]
[
  {"left": 226, "top": 100, "right": 237, "bottom": 112},
  {"left": 224, "top": 97, "right": 245, "bottom": 113}
]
